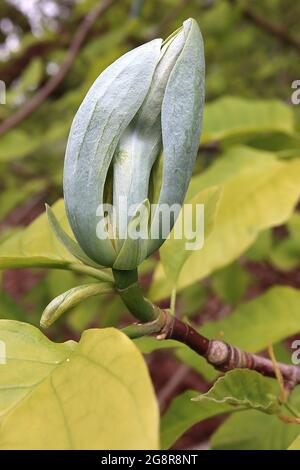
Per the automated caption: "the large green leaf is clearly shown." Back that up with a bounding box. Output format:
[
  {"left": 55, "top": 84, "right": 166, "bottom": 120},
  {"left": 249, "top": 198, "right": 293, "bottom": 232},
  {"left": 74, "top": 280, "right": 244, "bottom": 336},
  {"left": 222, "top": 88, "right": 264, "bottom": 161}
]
[
  {"left": 0, "top": 320, "right": 159, "bottom": 449},
  {"left": 161, "top": 370, "right": 279, "bottom": 449},
  {"left": 212, "top": 409, "right": 300, "bottom": 450},
  {"left": 269, "top": 213, "right": 300, "bottom": 271},
  {"left": 160, "top": 186, "right": 221, "bottom": 285},
  {"left": 0, "top": 199, "right": 76, "bottom": 269},
  {"left": 201, "top": 97, "right": 294, "bottom": 144},
  {"left": 210, "top": 261, "right": 253, "bottom": 305},
  {"left": 150, "top": 147, "right": 300, "bottom": 301},
  {"left": 193, "top": 370, "right": 279, "bottom": 413},
  {"left": 160, "top": 390, "right": 230, "bottom": 450}
]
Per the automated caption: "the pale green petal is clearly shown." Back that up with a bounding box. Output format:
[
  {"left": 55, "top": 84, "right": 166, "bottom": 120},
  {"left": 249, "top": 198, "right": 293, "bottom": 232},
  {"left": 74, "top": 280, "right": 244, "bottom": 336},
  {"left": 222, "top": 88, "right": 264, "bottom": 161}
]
[
  {"left": 64, "top": 39, "right": 162, "bottom": 266},
  {"left": 149, "top": 18, "right": 205, "bottom": 254}
]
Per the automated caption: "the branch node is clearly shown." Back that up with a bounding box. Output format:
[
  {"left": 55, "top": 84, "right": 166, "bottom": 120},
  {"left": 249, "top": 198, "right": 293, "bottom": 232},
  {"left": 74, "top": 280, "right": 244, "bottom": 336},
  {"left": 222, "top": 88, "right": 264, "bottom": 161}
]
[{"left": 206, "top": 340, "right": 229, "bottom": 365}]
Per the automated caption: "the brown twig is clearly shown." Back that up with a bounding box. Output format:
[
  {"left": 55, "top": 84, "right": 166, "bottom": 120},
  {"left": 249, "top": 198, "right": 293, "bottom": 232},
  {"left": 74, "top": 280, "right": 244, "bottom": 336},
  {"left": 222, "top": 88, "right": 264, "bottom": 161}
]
[
  {"left": 229, "top": 0, "right": 300, "bottom": 53},
  {"left": 124, "top": 306, "right": 300, "bottom": 390},
  {"left": 164, "top": 315, "right": 300, "bottom": 390},
  {"left": 0, "top": 0, "right": 116, "bottom": 137}
]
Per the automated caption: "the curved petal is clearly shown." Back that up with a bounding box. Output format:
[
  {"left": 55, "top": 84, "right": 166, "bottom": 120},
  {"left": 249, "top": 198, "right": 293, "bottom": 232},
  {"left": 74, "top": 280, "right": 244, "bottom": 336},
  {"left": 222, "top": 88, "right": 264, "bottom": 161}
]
[
  {"left": 113, "top": 29, "right": 185, "bottom": 237},
  {"left": 148, "top": 19, "right": 205, "bottom": 255},
  {"left": 64, "top": 38, "right": 162, "bottom": 266}
]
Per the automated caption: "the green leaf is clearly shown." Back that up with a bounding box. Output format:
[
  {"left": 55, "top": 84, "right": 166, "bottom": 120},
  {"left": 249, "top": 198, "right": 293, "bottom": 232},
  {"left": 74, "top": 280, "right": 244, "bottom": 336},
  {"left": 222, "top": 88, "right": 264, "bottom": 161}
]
[
  {"left": 269, "top": 238, "right": 300, "bottom": 271},
  {"left": 0, "top": 320, "right": 159, "bottom": 450},
  {"left": 287, "top": 213, "right": 300, "bottom": 238},
  {"left": 0, "top": 199, "right": 76, "bottom": 268},
  {"left": 210, "top": 261, "right": 252, "bottom": 305},
  {"left": 269, "top": 213, "right": 300, "bottom": 271},
  {"left": 245, "top": 131, "right": 300, "bottom": 159},
  {"left": 180, "top": 282, "right": 208, "bottom": 318},
  {"left": 193, "top": 370, "right": 279, "bottom": 413},
  {"left": 150, "top": 147, "right": 300, "bottom": 301},
  {"left": 40, "top": 283, "right": 113, "bottom": 328},
  {"left": 212, "top": 410, "right": 300, "bottom": 450},
  {"left": 244, "top": 229, "right": 273, "bottom": 262},
  {"left": 0, "top": 130, "right": 40, "bottom": 161},
  {"left": 160, "top": 390, "right": 230, "bottom": 450},
  {"left": 0, "top": 292, "right": 27, "bottom": 321},
  {"left": 176, "top": 286, "right": 300, "bottom": 381},
  {"left": 161, "top": 370, "right": 279, "bottom": 449},
  {"left": 160, "top": 186, "right": 221, "bottom": 285},
  {"left": 202, "top": 97, "right": 294, "bottom": 144}
]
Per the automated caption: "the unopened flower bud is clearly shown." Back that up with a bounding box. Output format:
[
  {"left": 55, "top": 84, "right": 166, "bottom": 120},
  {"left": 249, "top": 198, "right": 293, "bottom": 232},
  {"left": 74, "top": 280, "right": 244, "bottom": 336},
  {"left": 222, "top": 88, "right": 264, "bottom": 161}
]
[{"left": 62, "top": 18, "right": 205, "bottom": 270}]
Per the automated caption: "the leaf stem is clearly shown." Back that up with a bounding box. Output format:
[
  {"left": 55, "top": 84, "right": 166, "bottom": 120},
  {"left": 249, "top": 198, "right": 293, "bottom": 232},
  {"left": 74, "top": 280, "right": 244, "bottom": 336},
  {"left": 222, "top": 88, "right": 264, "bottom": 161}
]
[
  {"left": 69, "top": 263, "right": 114, "bottom": 283},
  {"left": 121, "top": 312, "right": 166, "bottom": 339},
  {"left": 170, "top": 287, "right": 177, "bottom": 316},
  {"left": 112, "top": 268, "right": 160, "bottom": 323}
]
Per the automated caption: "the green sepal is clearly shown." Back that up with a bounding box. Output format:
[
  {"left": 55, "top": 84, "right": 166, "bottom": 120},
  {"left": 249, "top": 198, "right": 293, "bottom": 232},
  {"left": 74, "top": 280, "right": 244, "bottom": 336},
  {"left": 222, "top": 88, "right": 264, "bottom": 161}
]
[
  {"left": 46, "top": 204, "right": 102, "bottom": 269},
  {"left": 40, "top": 283, "right": 113, "bottom": 328}
]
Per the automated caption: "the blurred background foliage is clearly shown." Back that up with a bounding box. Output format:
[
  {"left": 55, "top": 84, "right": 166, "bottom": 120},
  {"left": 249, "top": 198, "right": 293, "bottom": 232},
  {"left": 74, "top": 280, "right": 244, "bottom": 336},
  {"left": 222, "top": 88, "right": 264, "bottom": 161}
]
[{"left": 0, "top": 0, "right": 300, "bottom": 450}]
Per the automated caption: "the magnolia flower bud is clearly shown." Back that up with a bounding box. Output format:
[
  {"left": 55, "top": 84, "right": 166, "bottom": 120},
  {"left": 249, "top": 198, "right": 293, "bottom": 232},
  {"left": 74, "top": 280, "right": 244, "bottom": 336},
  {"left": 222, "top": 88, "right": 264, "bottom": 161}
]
[{"left": 61, "top": 18, "right": 205, "bottom": 270}]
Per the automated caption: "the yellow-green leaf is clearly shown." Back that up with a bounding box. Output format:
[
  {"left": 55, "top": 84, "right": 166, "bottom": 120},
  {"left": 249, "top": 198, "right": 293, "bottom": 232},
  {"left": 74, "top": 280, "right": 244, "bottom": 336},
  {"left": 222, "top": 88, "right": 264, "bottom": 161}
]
[
  {"left": 213, "top": 409, "right": 300, "bottom": 451},
  {"left": 193, "top": 370, "right": 279, "bottom": 413},
  {"left": 0, "top": 199, "right": 75, "bottom": 268},
  {"left": 202, "top": 97, "right": 294, "bottom": 144},
  {"left": 0, "top": 320, "right": 159, "bottom": 450},
  {"left": 161, "top": 370, "right": 280, "bottom": 449},
  {"left": 150, "top": 147, "right": 300, "bottom": 301},
  {"left": 160, "top": 186, "right": 221, "bottom": 285}
]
